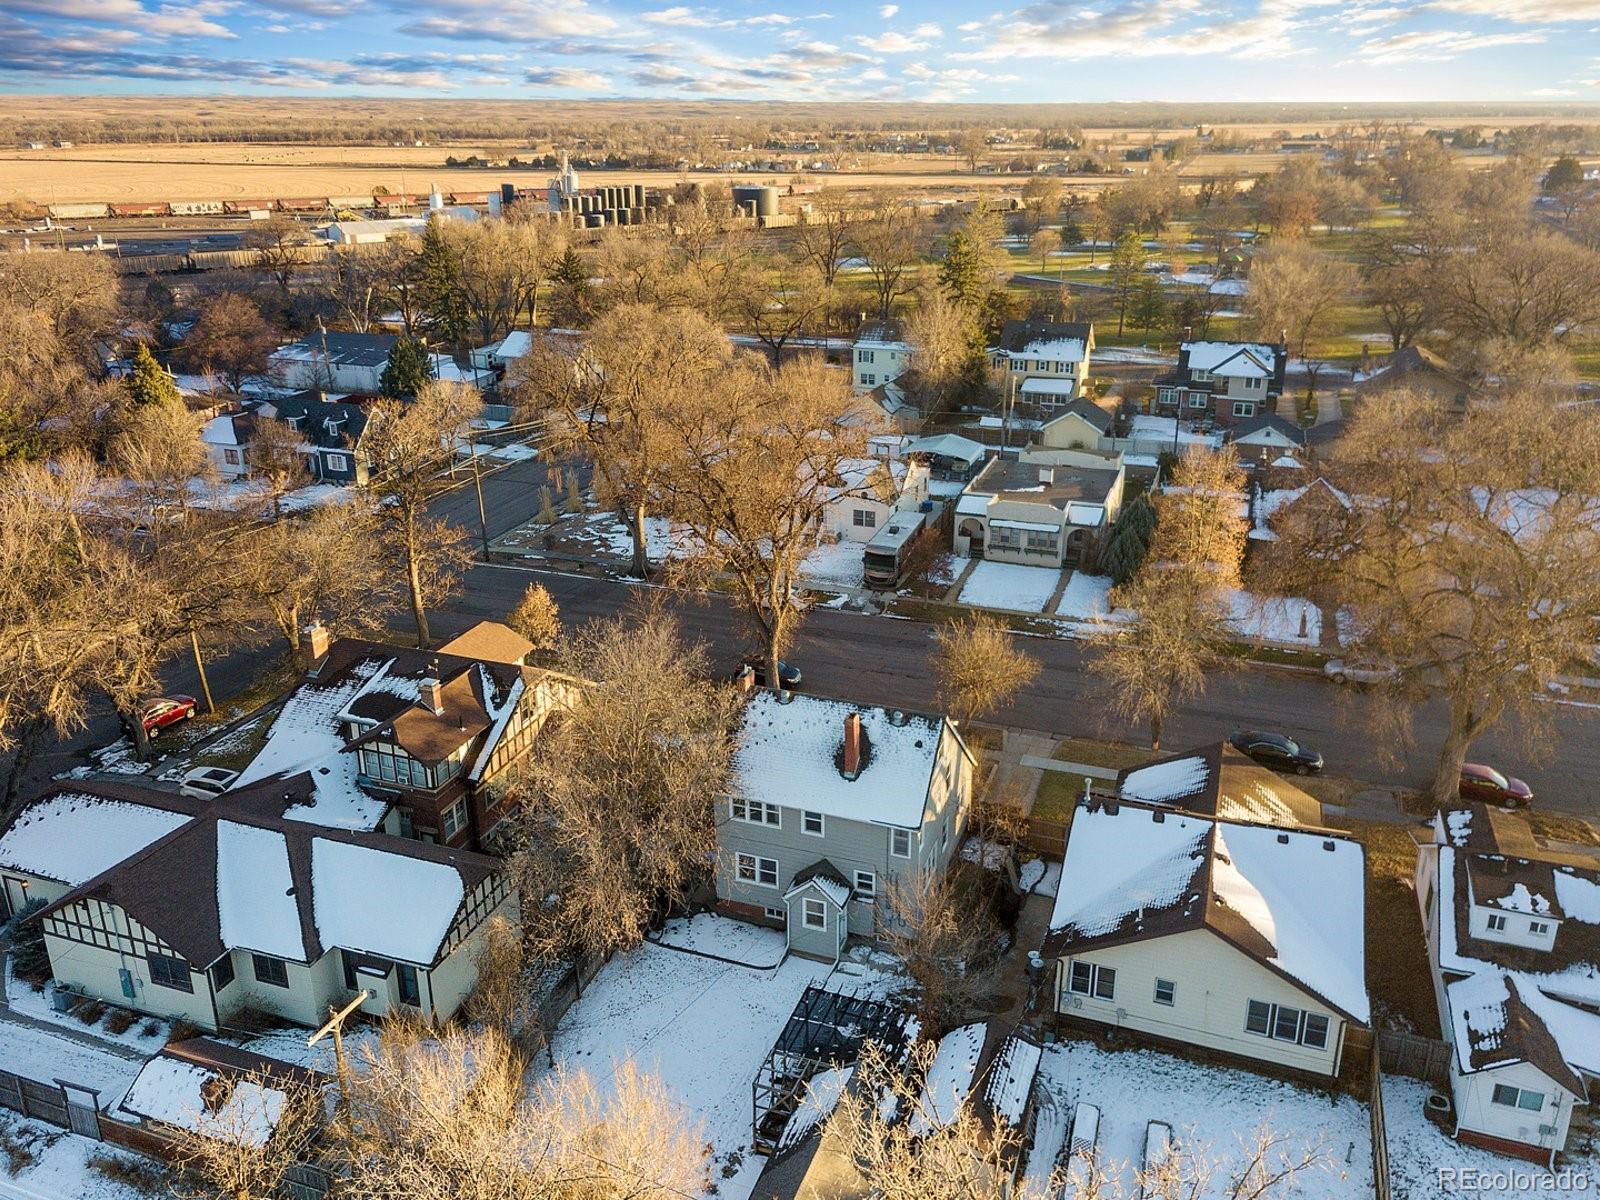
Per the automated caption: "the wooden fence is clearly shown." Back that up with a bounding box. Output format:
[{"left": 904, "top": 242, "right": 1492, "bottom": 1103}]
[
  {"left": 1377, "top": 1030, "right": 1451, "bottom": 1085},
  {"left": 0, "top": 1070, "right": 101, "bottom": 1139},
  {"left": 1368, "top": 1042, "right": 1392, "bottom": 1200}
]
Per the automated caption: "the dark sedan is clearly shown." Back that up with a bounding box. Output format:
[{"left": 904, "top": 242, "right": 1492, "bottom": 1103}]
[
  {"left": 1459, "top": 763, "right": 1533, "bottom": 809},
  {"left": 1228, "top": 730, "right": 1324, "bottom": 776}
]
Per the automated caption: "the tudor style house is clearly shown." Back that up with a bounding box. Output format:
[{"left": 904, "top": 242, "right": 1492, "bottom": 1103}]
[
  {"left": 716, "top": 690, "right": 975, "bottom": 963},
  {"left": 1041, "top": 794, "right": 1369, "bottom": 1079},
  {"left": 990, "top": 320, "right": 1097, "bottom": 418},
  {"left": 0, "top": 782, "right": 513, "bottom": 1032},
  {"left": 1155, "top": 341, "right": 1288, "bottom": 428},
  {"left": 1415, "top": 803, "right": 1600, "bottom": 1165},
  {"left": 231, "top": 621, "right": 570, "bottom": 851}
]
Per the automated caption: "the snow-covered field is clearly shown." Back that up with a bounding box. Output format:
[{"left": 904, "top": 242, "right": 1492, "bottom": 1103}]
[
  {"left": 1054, "top": 572, "right": 1132, "bottom": 627},
  {"left": 653, "top": 914, "right": 787, "bottom": 967},
  {"left": 0, "top": 1114, "right": 160, "bottom": 1200},
  {"left": 1032, "top": 1039, "right": 1373, "bottom": 1199},
  {"left": 958, "top": 562, "right": 1062, "bottom": 613},
  {"left": 799, "top": 539, "right": 864, "bottom": 589},
  {"left": 543, "top": 919, "right": 896, "bottom": 1200},
  {"left": 1225, "top": 590, "right": 1322, "bottom": 648},
  {"left": 1383, "top": 1076, "right": 1598, "bottom": 1199}
]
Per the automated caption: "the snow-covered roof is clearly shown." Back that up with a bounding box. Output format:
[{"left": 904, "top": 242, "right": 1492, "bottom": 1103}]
[
  {"left": 1120, "top": 756, "right": 1209, "bottom": 804},
  {"left": 1183, "top": 341, "right": 1279, "bottom": 377},
  {"left": 1045, "top": 799, "right": 1368, "bottom": 1024},
  {"left": 733, "top": 692, "right": 956, "bottom": 829},
  {"left": 312, "top": 836, "right": 466, "bottom": 963},
  {"left": 1116, "top": 743, "right": 1325, "bottom": 828},
  {"left": 981, "top": 1035, "right": 1042, "bottom": 1129},
  {"left": 1008, "top": 338, "right": 1086, "bottom": 364},
  {"left": 482, "top": 330, "right": 533, "bottom": 361},
  {"left": 905, "top": 433, "right": 988, "bottom": 465},
  {"left": 0, "top": 789, "right": 197, "bottom": 886},
  {"left": 119, "top": 1055, "right": 288, "bottom": 1148},
  {"left": 1019, "top": 377, "right": 1079, "bottom": 397},
  {"left": 215, "top": 820, "right": 304, "bottom": 961},
  {"left": 777, "top": 1065, "right": 854, "bottom": 1153},
  {"left": 910, "top": 1023, "right": 986, "bottom": 1135}
]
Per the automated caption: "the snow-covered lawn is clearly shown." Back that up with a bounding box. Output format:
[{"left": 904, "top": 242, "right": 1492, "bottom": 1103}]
[
  {"left": 0, "top": 1113, "right": 161, "bottom": 1200},
  {"left": 1054, "top": 572, "right": 1135, "bottom": 627},
  {"left": 1382, "top": 1075, "right": 1598, "bottom": 1198},
  {"left": 1226, "top": 590, "right": 1322, "bottom": 647},
  {"left": 653, "top": 914, "right": 787, "bottom": 967},
  {"left": 552, "top": 511, "right": 698, "bottom": 566},
  {"left": 958, "top": 561, "right": 1063, "bottom": 613},
  {"left": 6, "top": 966, "right": 171, "bottom": 1057},
  {"left": 544, "top": 923, "right": 879, "bottom": 1200},
  {"left": 1032, "top": 1039, "right": 1372, "bottom": 1199},
  {"left": 0, "top": 1014, "right": 146, "bottom": 1100},
  {"left": 799, "top": 539, "right": 864, "bottom": 589}
]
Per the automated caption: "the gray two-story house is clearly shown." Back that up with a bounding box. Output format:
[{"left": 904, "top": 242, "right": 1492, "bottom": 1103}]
[{"left": 717, "top": 690, "right": 975, "bottom": 962}]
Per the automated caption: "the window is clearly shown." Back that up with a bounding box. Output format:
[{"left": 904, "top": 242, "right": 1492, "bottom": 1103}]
[
  {"left": 1246, "top": 1000, "right": 1331, "bottom": 1048},
  {"left": 223, "top": 448, "right": 241, "bottom": 465},
  {"left": 1530, "top": 920, "right": 1551, "bottom": 936},
  {"left": 148, "top": 952, "right": 193, "bottom": 993},
  {"left": 1153, "top": 978, "right": 1176, "bottom": 1006},
  {"left": 890, "top": 829, "right": 911, "bottom": 858},
  {"left": 1232, "top": 402, "right": 1255, "bottom": 417},
  {"left": 764, "top": 906, "right": 785, "bottom": 921},
  {"left": 325, "top": 452, "right": 350, "bottom": 472},
  {"left": 1189, "top": 394, "right": 1208, "bottom": 409},
  {"left": 731, "top": 798, "right": 781, "bottom": 827},
  {"left": 852, "top": 509, "right": 877, "bottom": 528},
  {"left": 1486, "top": 913, "right": 1508, "bottom": 932},
  {"left": 210, "top": 955, "right": 235, "bottom": 992},
  {"left": 397, "top": 964, "right": 420, "bottom": 1007},
  {"left": 1245, "top": 376, "right": 1264, "bottom": 390},
  {"left": 737, "top": 854, "right": 779, "bottom": 888},
  {"left": 802, "top": 811, "right": 825, "bottom": 837},
  {"left": 854, "top": 870, "right": 877, "bottom": 901},
  {"left": 858, "top": 349, "right": 875, "bottom": 364},
  {"left": 1066, "top": 960, "right": 1115, "bottom": 1000},
  {"left": 252, "top": 954, "right": 289, "bottom": 989},
  {"left": 441, "top": 797, "right": 469, "bottom": 841},
  {"left": 803, "top": 898, "right": 827, "bottom": 930},
  {"left": 1491, "top": 1084, "right": 1545, "bottom": 1112}
]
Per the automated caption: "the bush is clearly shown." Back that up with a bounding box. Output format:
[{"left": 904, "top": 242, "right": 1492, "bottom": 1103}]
[
  {"left": 170, "top": 1019, "right": 202, "bottom": 1042},
  {"left": 103, "top": 1008, "right": 135, "bottom": 1035},
  {"left": 6, "top": 899, "right": 51, "bottom": 984},
  {"left": 73, "top": 999, "right": 106, "bottom": 1026},
  {"left": 87, "top": 1150, "right": 173, "bottom": 1192},
  {"left": 140, "top": 1020, "right": 161, "bottom": 1038}
]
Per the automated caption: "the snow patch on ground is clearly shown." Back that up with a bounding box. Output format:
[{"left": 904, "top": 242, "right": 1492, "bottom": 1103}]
[
  {"left": 6, "top": 964, "right": 170, "bottom": 1055},
  {"left": 958, "top": 561, "right": 1062, "bottom": 613},
  {"left": 799, "top": 539, "right": 864, "bottom": 589},
  {"left": 1225, "top": 589, "right": 1322, "bottom": 647},
  {"left": 0, "top": 1113, "right": 160, "bottom": 1200},
  {"left": 0, "top": 1011, "right": 146, "bottom": 1099},
  {"left": 1038, "top": 1039, "right": 1372, "bottom": 1198},
  {"left": 653, "top": 914, "right": 787, "bottom": 968}
]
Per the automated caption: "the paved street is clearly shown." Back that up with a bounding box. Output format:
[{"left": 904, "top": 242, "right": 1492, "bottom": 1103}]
[{"left": 16, "top": 456, "right": 1599, "bottom": 820}]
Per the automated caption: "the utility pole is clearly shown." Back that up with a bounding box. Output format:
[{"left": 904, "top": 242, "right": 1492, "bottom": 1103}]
[
  {"left": 469, "top": 438, "right": 490, "bottom": 558},
  {"left": 189, "top": 628, "right": 214, "bottom": 715},
  {"left": 308, "top": 991, "right": 369, "bottom": 1116}
]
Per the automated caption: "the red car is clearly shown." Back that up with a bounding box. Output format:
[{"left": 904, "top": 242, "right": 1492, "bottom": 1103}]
[
  {"left": 1459, "top": 762, "right": 1533, "bottom": 809},
  {"left": 140, "top": 696, "right": 197, "bottom": 736}
]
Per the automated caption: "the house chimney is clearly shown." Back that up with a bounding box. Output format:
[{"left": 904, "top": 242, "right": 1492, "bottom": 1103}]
[
  {"left": 737, "top": 665, "right": 757, "bottom": 694},
  {"left": 420, "top": 676, "right": 444, "bottom": 716},
  {"left": 843, "top": 712, "right": 862, "bottom": 778},
  {"left": 303, "top": 620, "right": 331, "bottom": 663}
]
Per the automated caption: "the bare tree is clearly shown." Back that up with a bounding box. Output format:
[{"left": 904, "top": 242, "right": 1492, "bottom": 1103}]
[
  {"left": 180, "top": 292, "right": 279, "bottom": 393},
  {"left": 244, "top": 214, "right": 315, "bottom": 295},
  {"left": 171, "top": 1073, "right": 323, "bottom": 1200},
  {"left": 1435, "top": 228, "right": 1600, "bottom": 351},
  {"left": 0, "top": 250, "right": 120, "bottom": 366},
  {"left": 247, "top": 417, "right": 309, "bottom": 519},
  {"left": 360, "top": 379, "right": 476, "bottom": 645},
  {"left": 1260, "top": 388, "right": 1600, "bottom": 805},
  {"left": 108, "top": 400, "right": 213, "bottom": 537},
  {"left": 1245, "top": 241, "right": 1357, "bottom": 400},
  {"left": 734, "top": 249, "right": 828, "bottom": 365},
  {"left": 505, "top": 581, "right": 561, "bottom": 652},
  {"left": 882, "top": 869, "right": 1003, "bottom": 1032},
  {"left": 931, "top": 613, "right": 1040, "bottom": 727},
  {"left": 853, "top": 191, "right": 928, "bottom": 319},
  {"left": 905, "top": 285, "right": 981, "bottom": 417},
  {"left": 658, "top": 357, "right": 869, "bottom": 688},
  {"left": 1089, "top": 448, "right": 1245, "bottom": 749},
  {"left": 789, "top": 189, "right": 854, "bottom": 288},
  {"left": 507, "top": 608, "right": 738, "bottom": 973}
]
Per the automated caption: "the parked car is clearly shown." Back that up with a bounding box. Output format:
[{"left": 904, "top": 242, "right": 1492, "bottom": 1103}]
[
  {"left": 1227, "top": 730, "right": 1323, "bottom": 776},
  {"left": 140, "top": 696, "right": 197, "bottom": 736},
  {"left": 1323, "top": 659, "right": 1398, "bottom": 686},
  {"left": 178, "top": 766, "right": 238, "bottom": 799},
  {"left": 738, "top": 657, "right": 803, "bottom": 689},
  {"left": 1459, "top": 762, "right": 1533, "bottom": 809}
]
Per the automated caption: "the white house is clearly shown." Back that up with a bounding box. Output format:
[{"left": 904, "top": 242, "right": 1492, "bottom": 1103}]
[
  {"left": 199, "top": 410, "right": 256, "bottom": 481},
  {"left": 1042, "top": 795, "right": 1369, "bottom": 1079},
  {"left": 852, "top": 321, "right": 912, "bottom": 393},
  {"left": 271, "top": 332, "right": 397, "bottom": 394},
  {"left": 953, "top": 449, "right": 1125, "bottom": 569},
  {"left": 469, "top": 330, "right": 534, "bottom": 374},
  {"left": 990, "top": 320, "right": 1096, "bottom": 413},
  {"left": 1415, "top": 803, "right": 1600, "bottom": 1165},
  {"left": 716, "top": 691, "right": 974, "bottom": 963},
  {"left": 820, "top": 456, "right": 930, "bottom": 544}
]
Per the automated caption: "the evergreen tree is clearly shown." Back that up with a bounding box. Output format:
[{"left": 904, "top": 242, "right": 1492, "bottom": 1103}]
[
  {"left": 1104, "top": 492, "right": 1157, "bottom": 585},
  {"left": 418, "top": 216, "right": 465, "bottom": 347},
  {"left": 1108, "top": 231, "right": 1148, "bottom": 336},
  {"left": 8, "top": 899, "right": 49, "bottom": 981},
  {"left": 1130, "top": 273, "right": 1167, "bottom": 333},
  {"left": 123, "top": 343, "right": 181, "bottom": 408},
  {"left": 937, "top": 229, "right": 987, "bottom": 309},
  {"left": 1544, "top": 154, "right": 1584, "bottom": 196},
  {"left": 380, "top": 334, "right": 433, "bottom": 400},
  {"left": 1058, "top": 213, "right": 1085, "bottom": 250},
  {"left": 551, "top": 246, "right": 591, "bottom": 326}
]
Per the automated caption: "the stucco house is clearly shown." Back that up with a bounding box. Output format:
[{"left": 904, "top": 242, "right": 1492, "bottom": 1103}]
[
  {"left": 990, "top": 320, "right": 1096, "bottom": 416},
  {"left": 953, "top": 449, "right": 1125, "bottom": 569},
  {"left": 1155, "top": 341, "right": 1287, "bottom": 427},
  {"left": 1041, "top": 794, "right": 1369, "bottom": 1079},
  {"left": 0, "top": 783, "right": 513, "bottom": 1032},
  {"left": 716, "top": 690, "right": 975, "bottom": 963},
  {"left": 1414, "top": 803, "right": 1600, "bottom": 1165},
  {"left": 819, "top": 456, "right": 930, "bottom": 544},
  {"left": 852, "top": 321, "right": 912, "bottom": 393}
]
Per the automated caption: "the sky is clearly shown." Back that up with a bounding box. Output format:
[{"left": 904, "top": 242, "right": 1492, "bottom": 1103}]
[{"left": 0, "top": 0, "right": 1597, "bottom": 102}]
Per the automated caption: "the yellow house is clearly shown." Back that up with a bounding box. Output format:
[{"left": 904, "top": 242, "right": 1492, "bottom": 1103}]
[{"left": 1042, "top": 795, "right": 1369, "bottom": 1079}]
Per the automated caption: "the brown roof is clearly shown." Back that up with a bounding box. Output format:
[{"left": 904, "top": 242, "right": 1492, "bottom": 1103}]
[
  {"left": 1456, "top": 976, "right": 1586, "bottom": 1098},
  {"left": 163, "top": 1038, "right": 330, "bottom": 1091},
  {"left": 1115, "top": 742, "right": 1327, "bottom": 829},
  {"left": 437, "top": 620, "right": 534, "bottom": 666}
]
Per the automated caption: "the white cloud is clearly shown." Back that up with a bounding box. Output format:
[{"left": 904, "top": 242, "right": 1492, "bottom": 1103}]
[
  {"left": 910, "top": 20, "right": 943, "bottom": 37},
  {"left": 1430, "top": 0, "right": 1600, "bottom": 21},
  {"left": 878, "top": 2, "right": 898, "bottom": 14},
  {"left": 1357, "top": 27, "right": 1546, "bottom": 61},
  {"left": 856, "top": 29, "right": 933, "bottom": 51},
  {"left": 525, "top": 65, "right": 608, "bottom": 88}
]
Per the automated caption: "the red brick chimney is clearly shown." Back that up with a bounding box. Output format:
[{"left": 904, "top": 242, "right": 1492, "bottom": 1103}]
[
  {"left": 737, "top": 665, "right": 757, "bottom": 694},
  {"left": 303, "top": 621, "right": 331, "bottom": 664},
  {"left": 843, "top": 712, "right": 862, "bottom": 778},
  {"left": 420, "top": 676, "right": 444, "bottom": 715}
]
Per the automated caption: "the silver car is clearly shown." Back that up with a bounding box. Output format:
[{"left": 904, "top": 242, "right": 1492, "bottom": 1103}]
[{"left": 179, "top": 766, "right": 239, "bottom": 799}]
